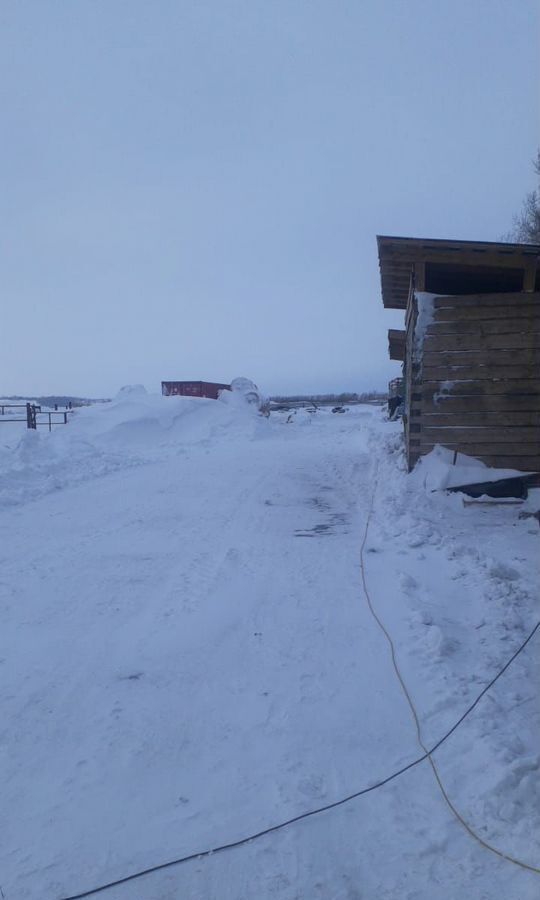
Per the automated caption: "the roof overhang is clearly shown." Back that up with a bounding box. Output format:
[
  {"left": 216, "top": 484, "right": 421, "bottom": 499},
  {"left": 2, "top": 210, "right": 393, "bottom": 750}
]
[{"left": 377, "top": 235, "right": 540, "bottom": 310}]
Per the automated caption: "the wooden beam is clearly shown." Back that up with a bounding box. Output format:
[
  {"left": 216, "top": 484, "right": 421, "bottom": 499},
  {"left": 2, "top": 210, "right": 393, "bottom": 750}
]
[
  {"left": 433, "top": 306, "right": 539, "bottom": 322},
  {"left": 422, "top": 394, "right": 540, "bottom": 412},
  {"left": 414, "top": 261, "right": 426, "bottom": 291},
  {"left": 433, "top": 292, "right": 540, "bottom": 308},
  {"left": 422, "top": 349, "right": 540, "bottom": 367},
  {"left": 378, "top": 236, "right": 539, "bottom": 256},
  {"left": 523, "top": 261, "right": 537, "bottom": 291},
  {"left": 421, "top": 379, "right": 539, "bottom": 396},
  {"left": 422, "top": 411, "right": 540, "bottom": 427},
  {"left": 418, "top": 441, "right": 540, "bottom": 456},
  {"left": 388, "top": 328, "right": 407, "bottom": 362},
  {"left": 426, "top": 319, "right": 540, "bottom": 336},
  {"left": 380, "top": 247, "right": 536, "bottom": 269},
  {"left": 419, "top": 426, "right": 539, "bottom": 443},
  {"left": 423, "top": 333, "right": 540, "bottom": 352},
  {"left": 463, "top": 455, "right": 540, "bottom": 469},
  {"left": 422, "top": 364, "right": 539, "bottom": 380}
]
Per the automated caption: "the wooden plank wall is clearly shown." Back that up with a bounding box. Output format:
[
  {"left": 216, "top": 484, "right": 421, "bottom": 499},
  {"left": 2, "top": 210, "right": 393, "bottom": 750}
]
[
  {"left": 412, "top": 292, "right": 540, "bottom": 471},
  {"left": 404, "top": 295, "right": 422, "bottom": 467}
]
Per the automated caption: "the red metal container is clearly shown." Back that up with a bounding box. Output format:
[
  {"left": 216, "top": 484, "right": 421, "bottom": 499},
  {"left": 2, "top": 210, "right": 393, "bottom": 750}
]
[{"left": 161, "top": 381, "right": 231, "bottom": 400}]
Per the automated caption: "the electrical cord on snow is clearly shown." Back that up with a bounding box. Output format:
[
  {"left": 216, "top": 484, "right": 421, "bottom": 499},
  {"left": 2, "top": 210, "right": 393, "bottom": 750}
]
[
  {"left": 57, "top": 625, "right": 540, "bottom": 899},
  {"left": 359, "top": 465, "right": 540, "bottom": 876}
]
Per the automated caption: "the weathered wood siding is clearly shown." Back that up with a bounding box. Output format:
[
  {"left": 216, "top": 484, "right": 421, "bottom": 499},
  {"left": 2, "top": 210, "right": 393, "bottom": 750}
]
[{"left": 407, "top": 291, "right": 540, "bottom": 471}]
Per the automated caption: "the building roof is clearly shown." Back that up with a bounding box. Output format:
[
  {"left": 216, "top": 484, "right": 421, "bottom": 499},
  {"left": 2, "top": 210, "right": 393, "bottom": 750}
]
[{"left": 377, "top": 235, "right": 540, "bottom": 309}]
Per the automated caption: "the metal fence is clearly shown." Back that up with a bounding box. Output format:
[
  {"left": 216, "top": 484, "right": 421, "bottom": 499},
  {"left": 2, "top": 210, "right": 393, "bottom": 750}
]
[{"left": 0, "top": 403, "right": 74, "bottom": 431}]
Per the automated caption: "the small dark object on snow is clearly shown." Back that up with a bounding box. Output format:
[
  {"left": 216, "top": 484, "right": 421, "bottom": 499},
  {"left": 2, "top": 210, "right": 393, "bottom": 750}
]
[
  {"left": 519, "top": 510, "right": 540, "bottom": 527},
  {"left": 446, "top": 474, "right": 539, "bottom": 500},
  {"left": 332, "top": 406, "right": 347, "bottom": 414}
]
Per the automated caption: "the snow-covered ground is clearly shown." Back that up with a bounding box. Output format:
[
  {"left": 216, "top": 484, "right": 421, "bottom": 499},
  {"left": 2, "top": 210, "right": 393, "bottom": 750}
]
[{"left": 1, "top": 393, "right": 539, "bottom": 900}]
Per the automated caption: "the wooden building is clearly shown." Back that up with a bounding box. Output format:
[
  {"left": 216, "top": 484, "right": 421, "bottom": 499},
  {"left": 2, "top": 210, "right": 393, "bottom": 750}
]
[{"left": 377, "top": 235, "right": 540, "bottom": 472}]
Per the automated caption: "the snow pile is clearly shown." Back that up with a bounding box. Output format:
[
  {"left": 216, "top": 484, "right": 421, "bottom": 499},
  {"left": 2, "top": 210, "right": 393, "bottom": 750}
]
[
  {"left": 409, "top": 444, "right": 534, "bottom": 492},
  {"left": 219, "top": 376, "right": 266, "bottom": 411},
  {"left": 365, "top": 415, "right": 540, "bottom": 877},
  {"left": 0, "top": 386, "right": 266, "bottom": 507}
]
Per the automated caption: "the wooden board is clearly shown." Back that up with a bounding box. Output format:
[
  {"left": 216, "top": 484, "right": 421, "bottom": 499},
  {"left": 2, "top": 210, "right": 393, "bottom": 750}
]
[
  {"left": 414, "top": 449, "right": 540, "bottom": 471},
  {"left": 388, "top": 328, "right": 406, "bottom": 361},
  {"left": 418, "top": 441, "right": 540, "bottom": 457},
  {"left": 381, "top": 248, "right": 535, "bottom": 269},
  {"left": 423, "top": 333, "right": 540, "bottom": 352},
  {"left": 421, "top": 394, "right": 540, "bottom": 413},
  {"left": 421, "top": 379, "right": 539, "bottom": 395},
  {"left": 422, "top": 349, "right": 540, "bottom": 367},
  {"left": 405, "top": 301, "right": 420, "bottom": 469},
  {"left": 426, "top": 319, "right": 540, "bottom": 335},
  {"left": 422, "top": 365, "right": 539, "bottom": 380},
  {"left": 523, "top": 265, "right": 537, "bottom": 292},
  {"left": 433, "top": 292, "right": 540, "bottom": 308},
  {"left": 422, "top": 411, "right": 540, "bottom": 427},
  {"left": 462, "top": 456, "right": 540, "bottom": 470},
  {"left": 419, "top": 426, "right": 539, "bottom": 443},
  {"left": 433, "top": 306, "right": 538, "bottom": 322}
]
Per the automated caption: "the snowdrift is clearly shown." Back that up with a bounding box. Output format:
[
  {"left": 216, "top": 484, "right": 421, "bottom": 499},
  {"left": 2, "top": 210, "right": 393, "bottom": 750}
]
[
  {"left": 0, "top": 387, "right": 265, "bottom": 507},
  {"left": 409, "top": 445, "right": 535, "bottom": 493}
]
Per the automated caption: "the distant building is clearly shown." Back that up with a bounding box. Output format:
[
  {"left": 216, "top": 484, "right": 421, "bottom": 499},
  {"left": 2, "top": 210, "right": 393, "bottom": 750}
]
[
  {"left": 377, "top": 235, "right": 540, "bottom": 472},
  {"left": 161, "top": 381, "right": 231, "bottom": 400}
]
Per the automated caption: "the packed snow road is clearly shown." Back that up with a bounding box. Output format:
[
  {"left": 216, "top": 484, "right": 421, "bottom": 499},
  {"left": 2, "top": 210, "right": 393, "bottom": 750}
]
[{"left": 1, "top": 396, "right": 539, "bottom": 899}]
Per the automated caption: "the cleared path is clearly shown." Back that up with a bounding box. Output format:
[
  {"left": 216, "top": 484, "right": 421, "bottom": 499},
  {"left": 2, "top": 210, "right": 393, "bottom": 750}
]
[{"left": 1, "top": 407, "right": 536, "bottom": 899}]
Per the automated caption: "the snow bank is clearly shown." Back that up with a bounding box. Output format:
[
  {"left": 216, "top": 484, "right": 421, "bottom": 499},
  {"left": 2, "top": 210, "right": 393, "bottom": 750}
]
[
  {"left": 0, "top": 387, "right": 266, "bottom": 508},
  {"left": 365, "top": 414, "right": 540, "bottom": 881},
  {"left": 115, "top": 384, "right": 148, "bottom": 397},
  {"left": 409, "top": 445, "right": 534, "bottom": 492}
]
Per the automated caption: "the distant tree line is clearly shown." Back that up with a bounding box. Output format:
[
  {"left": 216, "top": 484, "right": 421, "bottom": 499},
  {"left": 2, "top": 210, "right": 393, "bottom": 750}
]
[
  {"left": 270, "top": 391, "right": 387, "bottom": 403},
  {"left": 1, "top": 395, "right": 106, "bottom": 407}
]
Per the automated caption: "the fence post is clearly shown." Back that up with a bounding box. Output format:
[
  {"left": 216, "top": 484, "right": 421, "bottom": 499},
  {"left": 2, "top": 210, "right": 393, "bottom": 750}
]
[{"left": 26, "top": 403, "right": 37, "bottom": 429}]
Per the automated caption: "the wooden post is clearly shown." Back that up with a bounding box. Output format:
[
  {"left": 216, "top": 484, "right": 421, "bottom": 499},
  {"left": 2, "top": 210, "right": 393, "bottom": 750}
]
[
  {"left": 523, "top": 262, "right": 536, "bottom": 292},
  {"left": 414, "top": 261, "right": 426, "bottom": 292},
  {"left": 26, "top": 403, "right": 37, "bottom": 429}
]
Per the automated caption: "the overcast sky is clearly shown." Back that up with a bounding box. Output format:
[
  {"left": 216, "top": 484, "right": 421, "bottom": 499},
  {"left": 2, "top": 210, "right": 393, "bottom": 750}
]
[{"left": 2, "top": 0, "right": 539, "bottom": 397}]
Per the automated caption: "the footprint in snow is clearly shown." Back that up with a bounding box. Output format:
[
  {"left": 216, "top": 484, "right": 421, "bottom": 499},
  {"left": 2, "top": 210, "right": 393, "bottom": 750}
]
[
  {"left": 488, "top": 562, "right": 521, "bottom": 582},
  {"left": 400, "top": 573, "right": 418, "bottom": 594},
  {"left": 297, "top": 774, "right": 326, "bottom": 799}
]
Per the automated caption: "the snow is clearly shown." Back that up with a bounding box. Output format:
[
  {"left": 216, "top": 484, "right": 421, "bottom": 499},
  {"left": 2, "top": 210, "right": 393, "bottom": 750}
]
[
  {"left": 413, "top": 291, "right": 437, "bottom": 362},
  {"left": 1, "top": 397, "right": 539, "bottom": 899},
  {"left": 408, "top": 444, "right": 536, "bottom": 491},
  {"left": 432, "top": 379, "right": 457, "bottom": 404}
]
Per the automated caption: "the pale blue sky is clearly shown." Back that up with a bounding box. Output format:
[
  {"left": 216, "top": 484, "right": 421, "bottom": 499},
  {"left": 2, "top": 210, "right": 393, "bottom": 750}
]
[{"left": 2, "top": 0, "right": 539, "bottom": 397}]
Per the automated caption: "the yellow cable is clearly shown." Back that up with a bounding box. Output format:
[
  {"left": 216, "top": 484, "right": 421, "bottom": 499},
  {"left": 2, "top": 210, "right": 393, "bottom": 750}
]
[{"left": 359, "top": 470, "right": 540, "bottom": 876}]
